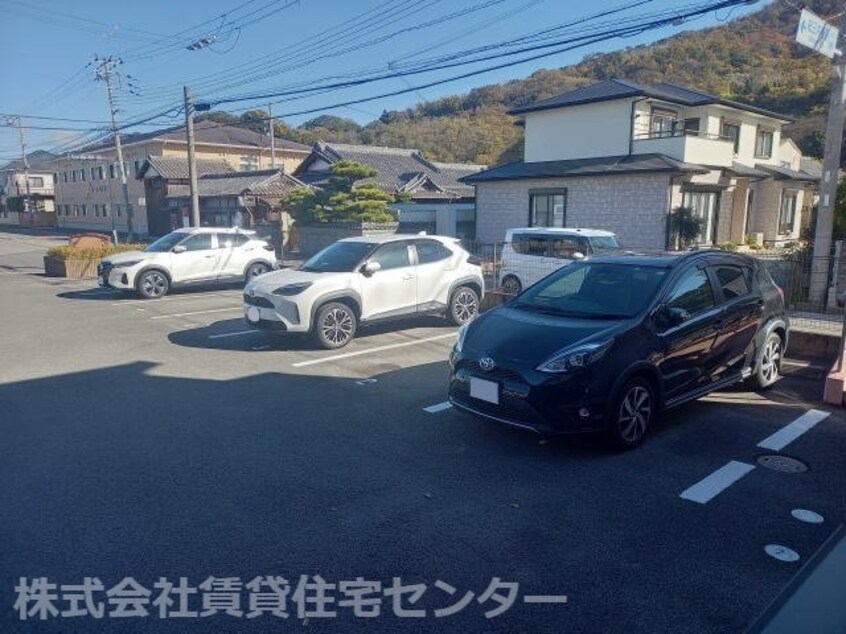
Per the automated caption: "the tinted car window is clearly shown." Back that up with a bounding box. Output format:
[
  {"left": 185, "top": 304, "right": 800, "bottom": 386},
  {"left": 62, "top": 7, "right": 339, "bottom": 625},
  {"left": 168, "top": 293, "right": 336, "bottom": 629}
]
[
  {"left": 301, "top": 241, "right": 375, "bottom": 273},
  {"left": 714, "top": 266, "right": 750, "bottom": 300},
  {"left": 216, "top": 233, "right": 248, "bottom": 248},
  {"left": 371, "top": 242, "right": 411, "bottom": 270},
  {"left": 181, "top": 234, "right": 214, "bottom": 251},
  {"left": 588, "top": 235, "right": 621, "bottom": 253},
  {"left": 666, "top": 268, "right": 715, "bottom": 315},
  {"left": 415, "top": 240, "right": 452, "bottom": 264}
]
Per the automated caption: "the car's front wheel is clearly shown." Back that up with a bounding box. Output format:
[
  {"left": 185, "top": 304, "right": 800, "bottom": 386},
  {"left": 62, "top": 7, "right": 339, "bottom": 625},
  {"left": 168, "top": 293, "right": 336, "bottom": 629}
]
[
  {"left": 447, "top": 286, "right": 479, "bottom": 326},
  {"left": 607, "top": 377, "right": 656, "bottom": 449},
  {"left": 313, "top": 302, "right": 357, "bottom": 350},
  {"left": 749, "top": 332, "right": 782, "bottom": 390},
  {"left": 501, "top": 275, "right": 522, "bottom": 296},
  {"left": 136, "top": 270, "right": 170, "bottom": 299},
  {"left": 245, "top": 261, "right": 271, "bottom": 281}
]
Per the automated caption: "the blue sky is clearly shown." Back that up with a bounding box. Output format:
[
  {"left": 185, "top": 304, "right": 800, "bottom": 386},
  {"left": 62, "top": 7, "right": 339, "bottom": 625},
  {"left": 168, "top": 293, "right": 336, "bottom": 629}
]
[{"left": 0, "top": 0, "right": 768, "bottom": 159}]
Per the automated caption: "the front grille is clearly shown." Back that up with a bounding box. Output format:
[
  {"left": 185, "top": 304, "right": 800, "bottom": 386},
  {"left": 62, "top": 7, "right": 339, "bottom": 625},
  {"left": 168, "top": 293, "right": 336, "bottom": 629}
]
[
  {"left": 243, "top": 293, "right": 274, "bottom": 308},
  {"left": 455, "top": 359, "right": 526, "bottom": 384}
]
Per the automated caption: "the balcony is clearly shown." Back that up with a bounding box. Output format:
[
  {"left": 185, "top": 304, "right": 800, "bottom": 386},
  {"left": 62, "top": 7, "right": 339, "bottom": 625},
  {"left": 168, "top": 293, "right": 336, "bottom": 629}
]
[{"left": 631, "top": 129, "right": 735, "bottom": 167}]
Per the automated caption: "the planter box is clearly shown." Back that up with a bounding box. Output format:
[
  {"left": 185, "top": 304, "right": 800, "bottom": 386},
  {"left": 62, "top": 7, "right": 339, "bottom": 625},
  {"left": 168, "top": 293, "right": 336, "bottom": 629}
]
[
  {"left": 296, "top": 222, "right": 399, "bottom": 257},
  {"left": 43, "top": 256, "right": 99, "bottom": 279}
]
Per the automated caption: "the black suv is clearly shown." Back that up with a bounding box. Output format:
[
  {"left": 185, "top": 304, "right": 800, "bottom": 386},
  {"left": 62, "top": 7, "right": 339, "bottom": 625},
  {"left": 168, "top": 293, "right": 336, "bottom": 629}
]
[{"left": 448, "top": 251, "right": 788, "bottom": 448}]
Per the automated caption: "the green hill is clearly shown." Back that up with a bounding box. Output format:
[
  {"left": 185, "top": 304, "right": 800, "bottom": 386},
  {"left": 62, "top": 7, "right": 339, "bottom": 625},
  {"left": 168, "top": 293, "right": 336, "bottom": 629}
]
[{"left": 207, "top": 0, "right": 841, "bottom": 165}]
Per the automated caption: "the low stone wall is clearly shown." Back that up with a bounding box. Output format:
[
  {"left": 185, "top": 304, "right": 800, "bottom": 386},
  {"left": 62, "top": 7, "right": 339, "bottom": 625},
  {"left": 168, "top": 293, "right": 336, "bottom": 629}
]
[
  {"left": 19, "top": 212, "right": 57, "bottom": 228},
  {"left": 296, "top": 222, "right": 398, "bottom": 257}
]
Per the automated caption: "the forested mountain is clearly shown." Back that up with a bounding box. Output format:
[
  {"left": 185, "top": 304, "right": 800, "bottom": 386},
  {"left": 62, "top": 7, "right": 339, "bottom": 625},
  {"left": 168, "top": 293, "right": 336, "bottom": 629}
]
[{"left": 202, "top": 0, "right": 841, "bottom": 165}]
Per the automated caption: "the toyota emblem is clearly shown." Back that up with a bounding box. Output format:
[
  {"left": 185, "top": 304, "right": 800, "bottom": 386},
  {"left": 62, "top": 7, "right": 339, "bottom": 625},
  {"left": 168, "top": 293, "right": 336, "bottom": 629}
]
[
  {"left": 249, "top": 289, "right": 255, "bottom": 297},
  {"left": 479, "top": 357, "right": 496, "bottom": 371}
]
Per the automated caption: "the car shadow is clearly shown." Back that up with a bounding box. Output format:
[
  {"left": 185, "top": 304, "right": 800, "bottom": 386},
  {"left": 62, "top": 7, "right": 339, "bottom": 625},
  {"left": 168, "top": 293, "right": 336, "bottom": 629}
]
[
  {"left": 167, "top": 315, "right": 455, "bottom": 352},
  {"left": 56, "top": 280, "right": 246, "bottom": 302}
]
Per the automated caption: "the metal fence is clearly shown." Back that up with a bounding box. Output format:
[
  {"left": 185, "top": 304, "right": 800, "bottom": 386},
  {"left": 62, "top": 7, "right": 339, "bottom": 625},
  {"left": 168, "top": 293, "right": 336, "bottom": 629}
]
[{"left": 460, "top": 240, "right": 846, "bottom": 336}]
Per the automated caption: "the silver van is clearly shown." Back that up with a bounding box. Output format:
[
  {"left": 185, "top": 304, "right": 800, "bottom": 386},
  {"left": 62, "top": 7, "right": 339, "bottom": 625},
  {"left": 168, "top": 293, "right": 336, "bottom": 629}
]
[{"left": 498, "top": 227, "right": 621, "bottom": 294}]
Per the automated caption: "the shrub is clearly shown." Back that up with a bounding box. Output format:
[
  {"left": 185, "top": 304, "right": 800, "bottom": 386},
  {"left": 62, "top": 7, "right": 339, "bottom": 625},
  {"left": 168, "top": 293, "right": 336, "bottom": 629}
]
[
  {"left": 668, "top": 206, "right": 704, "bottom": 250},
  {"left": 719, "top": 241, "right": 739, "bottom": 252},
  {"left": 46, "top": 243, "right": 147, "bottom": 261}
]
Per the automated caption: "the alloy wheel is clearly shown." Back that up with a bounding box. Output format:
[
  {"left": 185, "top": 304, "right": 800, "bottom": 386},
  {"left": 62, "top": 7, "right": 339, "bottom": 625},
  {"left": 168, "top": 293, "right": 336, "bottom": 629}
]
[
  {"left": 142, "top": 272, "right": 167, "bottom": 297},
  {"left": 454, "top": 289, "right": 478, "bottom": 323},
  {"left": 248, "top": 263, "right": 269, "bottom": 278},
  {"left": 760, "top": 337, "right": 781, "bottom": 384},
  {"left": 322, "top": 308, "right": 354, "bottom": 346},
  {"left": 618, "top": 385, "right": 652, "bottom": 444}
]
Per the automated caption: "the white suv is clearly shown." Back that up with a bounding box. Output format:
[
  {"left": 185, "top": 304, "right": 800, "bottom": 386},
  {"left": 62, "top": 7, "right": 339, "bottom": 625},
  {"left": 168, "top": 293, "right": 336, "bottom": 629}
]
[
  {"left": 98, "top": 228, "right": 277, "bottom": 298},
  {"left": 499, "top": 227, "right": 620, "bottom": 295},
  {"left": 243, "top": 235, "right": 484, "bottom": 349}
]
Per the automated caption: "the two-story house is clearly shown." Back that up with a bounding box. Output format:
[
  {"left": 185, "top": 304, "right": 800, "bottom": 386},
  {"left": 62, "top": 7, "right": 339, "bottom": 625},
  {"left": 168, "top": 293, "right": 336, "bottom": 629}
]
[
  {"left": 0, "top": 150, "right": 57, "bottom": 224},
  {"left": 54, "top": 121, "right": 311, "bottom": 235},
  {"left": 465, "top": 79, "right": 819, "bottom": 249}
]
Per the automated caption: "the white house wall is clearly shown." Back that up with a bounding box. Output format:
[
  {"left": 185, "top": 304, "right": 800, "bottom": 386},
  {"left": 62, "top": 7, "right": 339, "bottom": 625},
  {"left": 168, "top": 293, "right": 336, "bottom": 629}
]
[
  {"left": 523, "top": 100, "right": 632, "bottom": 162},
  {"left": 474, "top": 174, "right": 672, "bottom": 248}
]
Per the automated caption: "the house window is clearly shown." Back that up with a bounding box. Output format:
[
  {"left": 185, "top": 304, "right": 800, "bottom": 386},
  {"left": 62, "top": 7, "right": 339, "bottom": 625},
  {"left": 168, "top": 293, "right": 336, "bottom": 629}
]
[
  {"left": 53, "top": 173, "right": 58, "bottom": 184},
  {"left": 755, "top": 128, "right": 774, "bottom": 159},
  {"left": 80, "top": 204, "right": 87, "bottom": 216},
  {"left": 28, "top": 176, "right": 44, "bottom": 187},
  {"left": 650, "top": 108, "right": 678, "bottom": 138},
  {"left": 239, "top": 155, "right": 259, "bottom": 171},
  {"left": 529, "top": 190, "right": 566, "bottom": 227},
  {"left": 721, "top": 121, "right": 741, "bottom": 154},
  {"left": 72, "top": 204, "right": 78, "bottom": 216},
  {"left": 682, "top": 190, "right": 720, "bottom": 245},
  {"left": 134, "top": 160, "right": 142, "bottom": 176},
  {"left": 745, "top": 189, "right": 754, "bottom": 235},
  {"left": 80, "top": 169, "right": 86, "bottom": 182},
  {"left": 114, "top": 204, "right": 121, "bottom": 217},
  {"left": 91, "top": 167, "right": 98, "bottom": 180},
  {"left": 779, "top": 191, "right": 797, "bottom": 235},
  {"left": 71, "top": 171, "right": 77, "bottom": 183},
  {"left": 62, "top": 172, "right": 68, "bottom": 183},
  {"left": 683, "top": 118, "right": 701, "bottom": 136},
  {"left": 109, "top": 164, "right": 116, "bottom": 179}
]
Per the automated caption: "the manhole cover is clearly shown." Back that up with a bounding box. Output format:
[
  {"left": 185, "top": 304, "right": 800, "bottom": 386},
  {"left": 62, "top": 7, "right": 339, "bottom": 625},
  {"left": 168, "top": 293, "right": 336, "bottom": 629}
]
[{"left": 757, "top": 454, "right": 808, "bottom": 473}]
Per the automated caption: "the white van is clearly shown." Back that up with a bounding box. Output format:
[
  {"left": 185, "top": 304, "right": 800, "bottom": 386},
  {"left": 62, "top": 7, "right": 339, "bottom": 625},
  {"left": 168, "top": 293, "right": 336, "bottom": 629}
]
[{"left": 498, "top": 227, "right": 621, "bottom": 294}]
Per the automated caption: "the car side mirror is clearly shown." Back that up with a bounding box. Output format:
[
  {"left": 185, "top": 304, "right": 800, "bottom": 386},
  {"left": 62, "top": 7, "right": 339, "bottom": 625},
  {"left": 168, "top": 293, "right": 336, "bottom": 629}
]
[
  {"left": 361, "top": 260, "right": 381, "bottom": 276},
  {"left": 572, "top": 251, "right": 585, "bottom": 260},
  {"left": 655, "top": 304, "right": 690, "bottom": 329},
  {"left": 172, "top": 245, "right": 187, "bottom": 253}
]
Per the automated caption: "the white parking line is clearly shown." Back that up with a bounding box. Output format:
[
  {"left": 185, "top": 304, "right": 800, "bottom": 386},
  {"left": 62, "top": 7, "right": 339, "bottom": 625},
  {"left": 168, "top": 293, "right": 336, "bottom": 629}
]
[
  {"left": 680, "top": 461, "right": 756, "bottom": 504},
  {"left": 757, "top": 409, "right": 830, "bottom": 451},
  {"left": 291, "top": 333, "right": 456, "bottom": 368},
  {"left": 424, "top": 402, "right": 453, "bottom": 413},
  {"left": 111, "top": 291, "right": 241, "bottom": 306},
  {"left": 150, "top": 307, "right": 242, "bottom": 320},
  {"left": 209, "top": 329, "right": 255, "bottom": 339}
]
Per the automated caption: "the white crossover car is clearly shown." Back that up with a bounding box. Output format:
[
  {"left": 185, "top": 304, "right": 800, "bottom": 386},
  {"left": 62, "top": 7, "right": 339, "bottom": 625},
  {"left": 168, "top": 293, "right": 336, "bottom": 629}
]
[
  {"left": 98, "top": 227, "right": 277, "bottom": 298},
  {"left": 243, "top": 235, "right": 485, "bottom": 349}
]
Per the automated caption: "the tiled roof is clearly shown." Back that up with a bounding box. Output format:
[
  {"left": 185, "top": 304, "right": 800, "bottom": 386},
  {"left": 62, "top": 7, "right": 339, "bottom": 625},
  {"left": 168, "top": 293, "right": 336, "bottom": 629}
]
[
  {"left": 509, "top": 79, "right": 791, "bottom": 122},
  {"left": 755, "top": 163, "right": 819, "bottom": 182},
  {"left": 76, "top": 122, "right": 311, "bottom": 154},
  {"left": 138, "top": 156, "right": 234, "bottom": 180},
  {"left": 167, "top": 169, "right": 306, "bottom": 197},
  {"left": 462, "top": 153, "right": 710, "bottom": 183},
  {"left": 296, "top": 142, "right": 484, "bottom": 200},
  {"left": 0, "top": 150, "right": 57, "bottom": 172},
  {"left": 799, "top": 157, "right": 823, "bottom": 179}
]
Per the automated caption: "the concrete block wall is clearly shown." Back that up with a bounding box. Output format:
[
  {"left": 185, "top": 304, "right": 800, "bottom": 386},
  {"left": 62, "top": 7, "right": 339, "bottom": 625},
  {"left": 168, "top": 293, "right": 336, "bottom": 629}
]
[{"left": 475, "top": 174, "right": 672, "bottom": 248}]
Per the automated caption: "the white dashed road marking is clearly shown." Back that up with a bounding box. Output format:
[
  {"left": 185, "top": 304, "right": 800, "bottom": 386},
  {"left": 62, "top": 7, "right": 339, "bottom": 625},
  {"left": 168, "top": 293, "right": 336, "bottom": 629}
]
[
  {"left": 424, "top": 402, "right": 453, "bottom": 413},
  {"left": 680, "top": 460, "right": 756, "bottom": 504},
  {"left": 757, "top": 409, "right": 830, "bottom": 451},
  {"left": 291, "top": 333, "right": 456, "bottom": 368}
]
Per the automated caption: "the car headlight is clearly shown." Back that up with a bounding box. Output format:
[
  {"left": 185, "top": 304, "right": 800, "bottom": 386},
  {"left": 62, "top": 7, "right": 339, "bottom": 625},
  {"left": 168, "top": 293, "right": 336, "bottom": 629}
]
[
  {"left": 454, "top": 322, "right": 470, "bottom": 353},
  {"left": 272, "top": 282, "right": 313, "bottom": 296},
  {"left": 112, "top": 260, "right": 142, "bottom": 268},
  {"left": 536, "top": 339, "right": 613, "bottom": 374}
]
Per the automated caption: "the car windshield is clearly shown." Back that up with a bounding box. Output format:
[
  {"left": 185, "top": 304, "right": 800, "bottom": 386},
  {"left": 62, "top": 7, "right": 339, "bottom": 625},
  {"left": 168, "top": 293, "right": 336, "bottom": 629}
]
[
  {"left": 589, "top": 235, "right": 621, "bottom": 253},
  {"left": 514, "top": 261, "right": 668, "bottom": 319},
  {"left": 299, "top": 241, "right": 376, "bottom": 273},
  {"left": 144, "top": 232, "right": 186, "bottom": 253}
]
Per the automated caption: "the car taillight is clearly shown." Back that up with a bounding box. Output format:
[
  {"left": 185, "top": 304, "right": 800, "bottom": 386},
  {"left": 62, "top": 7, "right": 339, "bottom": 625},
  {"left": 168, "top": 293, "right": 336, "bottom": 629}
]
[{"left": 467, "top": 255, "right": 481, "bottom": 266}]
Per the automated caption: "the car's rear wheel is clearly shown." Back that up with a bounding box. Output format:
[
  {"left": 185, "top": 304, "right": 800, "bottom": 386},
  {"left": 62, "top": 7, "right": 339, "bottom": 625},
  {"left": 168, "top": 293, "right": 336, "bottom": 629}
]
[
  {"left": 607, "top": 377, "right": 655, "bottom": 449},
  {"left": 313, "top": 302, "right": 357, "bottom": 349},
  {"left": 245, "top": 261, "right": 270, "bottom": 281},
  {"left": 749, "top": 332, "right": 782, "bottom": 390},
  {"left": 136, "top": 270, "right": 169, "bottom": 299},
  {"left": 447, "top": 286, "right": 479, "bottom": 326},
  {"left": 501, "top": 275, "right": 522, "bottom": 296}
]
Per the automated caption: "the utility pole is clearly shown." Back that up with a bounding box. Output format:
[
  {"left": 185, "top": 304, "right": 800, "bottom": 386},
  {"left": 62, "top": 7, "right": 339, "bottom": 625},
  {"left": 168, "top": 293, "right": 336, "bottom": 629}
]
[
  {"left": 13, "top": 117, "right": 31, "bottom": 213},
  {"left": 94, "top": 55, "right": 134, "bottom": 241},
  {"left": 809, "top": 11, "right": 846, "bottom": 306},
  {"left": 184, "top": 85, "right": 201, "bottom": 227},
  {"left": 268, "top": 103, "right": 276, "bottom": 170}
]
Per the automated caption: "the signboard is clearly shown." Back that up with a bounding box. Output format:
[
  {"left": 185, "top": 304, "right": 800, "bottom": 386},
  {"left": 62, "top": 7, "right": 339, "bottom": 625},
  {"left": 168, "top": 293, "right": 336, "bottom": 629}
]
[{"left": 795, "top": 8, "right": 840, "bottom": 59}]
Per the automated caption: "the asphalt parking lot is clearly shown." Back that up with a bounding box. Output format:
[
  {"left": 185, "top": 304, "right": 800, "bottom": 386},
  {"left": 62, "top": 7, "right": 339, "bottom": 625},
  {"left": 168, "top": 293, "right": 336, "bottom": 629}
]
[{"left": 1, "top": 230, "right": 845, "bottom": 634}]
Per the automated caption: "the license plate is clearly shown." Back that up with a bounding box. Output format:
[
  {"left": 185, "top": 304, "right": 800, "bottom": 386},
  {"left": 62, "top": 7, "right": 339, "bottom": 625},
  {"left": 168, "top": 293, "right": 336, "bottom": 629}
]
[
  {"left": 246, "top": 306, "right": 261, "bottom": 323},
  {"left": 470, "top": 377, "right": 499, "bottom": 404}
]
